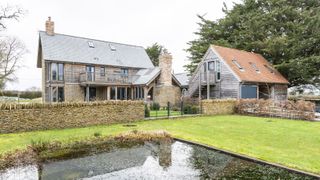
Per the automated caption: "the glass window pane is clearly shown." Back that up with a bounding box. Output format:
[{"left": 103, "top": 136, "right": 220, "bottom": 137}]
[
  {"left": 111, "top": 87, "right": 116, "bottom": 100},
  {"left": 58, "top": 87, "right": 64, "bottom": 102},
  {"left": 208, "top": 61, "right": 215, "bottom": 71},
  {"left": 100, "top": 67, "right": 105, "bottom": 76},
  {"left": 58, "top": 64, "right": 64, "bottom": 81},
  {"left": 51, "top": 63, "right": 57, "bottom": 81}
]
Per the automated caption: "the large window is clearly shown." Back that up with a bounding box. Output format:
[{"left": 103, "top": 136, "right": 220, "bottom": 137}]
[
  {"left": 51, "top": 86, "right": 64, "bottom": 102},
  {"left": 134, "top": 87, "right": 144, "bottom": 100},
  {"left": 50, "top": 63, "right": 64, "bottom": 81},
  {"left": 110, "top": 87, "right": 116, "bottom": 100},
  {"left": 117, "top": 87, "right": 126, "bottom": 100}
]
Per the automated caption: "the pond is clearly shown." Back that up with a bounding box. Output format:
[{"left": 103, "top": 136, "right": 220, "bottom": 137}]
[{"left": 0, "top": 140, "right": 317, "bottom": 180}]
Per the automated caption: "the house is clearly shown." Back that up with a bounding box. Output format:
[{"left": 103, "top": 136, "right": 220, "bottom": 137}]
[
  {"left": 187, "top": 45, "right": 289, "bottom": 101},
  {"left": 37, "top": 17, "right": 187, "bottom": 106}
]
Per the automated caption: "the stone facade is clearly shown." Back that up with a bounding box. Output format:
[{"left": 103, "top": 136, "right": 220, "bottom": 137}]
[
  {"left": 0, "top": 101, "right": 144, "bottom": 133},
  {"left": 45, "top": 17, "right": 54, "bottom": 36},
  {"left": 64, "top": 84, "right": 84, "bottom": 102},
  {"left": 154, "top": 85, "right": 181, "bottom": 106},
  {"left": 153, "top": 52, "right": 182, "bottom": 106},
  {"left": 202, "top": 99, "right": 237, "bottom": 115},
  {"left": 158, "top": 53, "right": 173, "bottom": 86}
]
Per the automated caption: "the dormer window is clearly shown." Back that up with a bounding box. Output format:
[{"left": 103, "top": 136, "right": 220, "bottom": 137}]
[
  {"left": 109, "top": 44, "right": 116, "bottom": 51},
  {"left": 249, "top": 62, "right": 260, "bottom": 73},
  {"left": 88, "top": 41, "right": 95, "bottom": 48},
  {"left": 264, "top": 64, "right": 274, "bottom": 73},
  {"left": 232, "top": 59, "right": 244, "bottom": 71},
  {"left": 208, "top": 61, "right": 215, "bottom": 71}
]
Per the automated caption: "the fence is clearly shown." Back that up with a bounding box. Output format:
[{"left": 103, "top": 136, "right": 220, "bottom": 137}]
[{"left": 145, "top": 98, "right": 200, "bottom": 119}]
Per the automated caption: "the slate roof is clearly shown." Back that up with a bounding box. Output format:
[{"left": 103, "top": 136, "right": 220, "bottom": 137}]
[
  {"left": 38, "top": 31, "right": 154, "bottom": 69},
  {"left": 173, "top": 73, "right": 189, "bottom": 87},
  {"left": 212, "top": 45, "right": 289, "bottom": 84},
  {"left": 133, "top": 67, "right": 160, "bottom": 85}
]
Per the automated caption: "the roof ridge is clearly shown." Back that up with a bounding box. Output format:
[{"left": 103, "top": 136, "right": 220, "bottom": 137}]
[
  {"left": 211, "top": 44, "right": 261, "bottom": 56},
  {"left": 39, "top": 30, "right": 145, "bottom": 49}
]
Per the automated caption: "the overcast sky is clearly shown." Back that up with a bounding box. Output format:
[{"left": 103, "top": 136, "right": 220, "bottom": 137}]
[{"left": 2, "top": 0, "right": 240, "bottom": 90}]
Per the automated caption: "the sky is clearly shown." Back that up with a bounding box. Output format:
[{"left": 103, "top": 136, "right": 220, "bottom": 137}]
[{"left": 1, "top": 0, "right": 241, "bottom": 90}]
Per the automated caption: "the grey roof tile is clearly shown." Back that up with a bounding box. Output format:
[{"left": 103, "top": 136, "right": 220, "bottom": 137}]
[
  {"left": 173, "top": 73, "right": 189, "bottom": 87},
  {"left": 133, "top": 67, "right": 160, "bottom": 85},
  {"left": 39, "top": 31, "right": 154, "bottom": 69}
]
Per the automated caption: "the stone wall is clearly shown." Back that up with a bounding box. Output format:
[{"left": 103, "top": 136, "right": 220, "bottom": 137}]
[
  {"left": 202, "top": 99, "right": 237, "bottom": 115},
  {"left": 0, "top": 101, "right": 144, "bottom": 133},
  {"left": 154, "top": 85, "right": 181, "bottom": 107}
]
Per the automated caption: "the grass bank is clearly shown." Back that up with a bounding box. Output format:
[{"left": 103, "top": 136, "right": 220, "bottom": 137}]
[{"left": 0, "top": 115, "right": 319, "bottom": 174}]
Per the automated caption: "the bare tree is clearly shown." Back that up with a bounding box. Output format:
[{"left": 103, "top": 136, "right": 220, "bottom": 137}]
[
  {"left": 0, "top": 5, "right": 25, "bottom": 90},
  {"left": 0, "top": 5, "right": 24, "bottom": 31}
]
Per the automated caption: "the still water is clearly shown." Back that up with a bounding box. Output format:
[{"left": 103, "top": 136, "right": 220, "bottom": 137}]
[{"left": 0, "top": 141, "right": 317, "bottom": 180}]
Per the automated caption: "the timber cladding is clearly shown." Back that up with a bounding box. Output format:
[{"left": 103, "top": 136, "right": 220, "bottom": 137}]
[
  {"left": 202, "top": 99, "right": 237, "bottom": 115},
  {"left": 0, "top": 101, "right": 144, "bottom": 133}
]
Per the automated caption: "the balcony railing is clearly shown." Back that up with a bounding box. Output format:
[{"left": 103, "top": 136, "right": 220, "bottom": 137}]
[{"left": 79, "top": 72, "right": 139, "bottom": 85}]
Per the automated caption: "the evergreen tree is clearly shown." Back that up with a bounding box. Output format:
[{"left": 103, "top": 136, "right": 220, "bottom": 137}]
[
  {"left": 185, "top": 0, "right": 320, "bottom": 87},
  {"left": 145, "top": 43, "right": 164, "bottom": 66}
]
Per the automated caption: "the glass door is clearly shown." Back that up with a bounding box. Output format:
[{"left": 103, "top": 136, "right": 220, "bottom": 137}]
[{"left": 86, "top": 66, "right": 95, "bottom": 81}]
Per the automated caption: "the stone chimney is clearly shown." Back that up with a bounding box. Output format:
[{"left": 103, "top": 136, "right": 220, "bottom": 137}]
[
  {"left": 158, "top": 51, "right": 173, "bottom": 86},
  {"left": 45, "top": 17, "right": 54, "bottom": 35}
]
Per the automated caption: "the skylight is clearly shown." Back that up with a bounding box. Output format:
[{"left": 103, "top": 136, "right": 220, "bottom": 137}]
[
  {"left": 264, "top": 64, "right": 274, "bottom": 73},
  {"left": 232, "top": 59, "right": 244, "bottom": 70},
  {"left": 109, "top": 44, "right": 116, "bottom": 51},
  {"left": 88, "top": 41, "right": 95, "bottom": 48},
  {"left": 249, "top": 62, "right": 260, "bottom": 73}
]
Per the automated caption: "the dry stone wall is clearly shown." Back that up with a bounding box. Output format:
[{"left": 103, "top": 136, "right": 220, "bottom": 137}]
[
  {"left": 202, "top": 99, "right": 237, "bottom": 115},
  {"left": 0, "top": 101, "right": 144, "bottom": 133}
]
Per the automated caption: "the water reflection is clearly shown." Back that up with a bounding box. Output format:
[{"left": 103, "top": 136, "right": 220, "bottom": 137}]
[{"left": 0, "top": 141, "right": 317, "bottom": 180}]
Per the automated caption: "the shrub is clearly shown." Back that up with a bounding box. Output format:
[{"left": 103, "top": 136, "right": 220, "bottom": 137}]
[
  {"left": 144, "top": 104, "right": 150, "bottom": 117},
  {"left": 150, "top": 102, "right": 160, "bottom": 111},
  {"left": 183, "top": 105, "right": 199, "bottom": 114}
]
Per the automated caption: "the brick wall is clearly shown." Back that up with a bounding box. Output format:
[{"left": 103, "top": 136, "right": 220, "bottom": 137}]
[
  {"left": 202, "top": 99, "right": 237, "bottom": 115},
  {"left": 0, "top": 101, "right": 144, "bottom": 133}
]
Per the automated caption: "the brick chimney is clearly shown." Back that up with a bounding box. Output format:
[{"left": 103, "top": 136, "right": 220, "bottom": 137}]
[
  {"left": 45, "top": 17, "right": 54, "bottom": 35},
  {"left": 158, "top": 50, "right": 173, "bottom": 86}
]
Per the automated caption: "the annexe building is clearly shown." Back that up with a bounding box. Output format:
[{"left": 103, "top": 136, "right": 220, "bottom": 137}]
[
  {"left": 37, "top": 17, "right": 187, "bottom": 105},
  {"left": 187, "top": 45, "right": 289, "bottom": 101}
]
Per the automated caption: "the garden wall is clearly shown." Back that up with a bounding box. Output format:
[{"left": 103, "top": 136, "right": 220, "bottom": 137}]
[
  {"left": 0, "top": 101, "right": 144, "bottom": 133},
  {"left": 201, "top": 99, "right": 237, "bottom": 115}
]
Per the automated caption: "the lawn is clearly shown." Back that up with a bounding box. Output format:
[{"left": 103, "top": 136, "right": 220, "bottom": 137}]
[
  {"left": 150, "top": 110, "right": 181, "bottom": 117},
  {"left": 0, "top": 115, "right": 319, "bottom": 174}
]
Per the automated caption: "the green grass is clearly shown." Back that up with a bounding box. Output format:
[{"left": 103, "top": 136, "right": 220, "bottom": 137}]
[
  {"left": 0, "top": 115, "right": 319, "bottom": 174},
  {"left": 150, "top": 110, "right": 181, "bottom": 117}
]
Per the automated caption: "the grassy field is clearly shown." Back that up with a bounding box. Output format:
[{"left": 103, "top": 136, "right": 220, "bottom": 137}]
[
  {"left": 0, "top": 115, "right": 319, "bottom": 174},
  {"left": 150, "top": 110, "right": 181, "bottom": 117}
]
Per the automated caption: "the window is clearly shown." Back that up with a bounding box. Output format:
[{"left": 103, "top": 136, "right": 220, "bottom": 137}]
[
  {"left": 58, "top": 63, "right": 64, "bottom": 80},
  {"left": 117, "top": 87, "right": 126, "bottom": 100},
  {"left": 86, "top": 66, "right": 95, "bottom": 81},
  {"left": 110, "top": 87, "right": 116, "bottom": 100},
  {"left": 51, "top": 63, "right": 57, "bottom": 80},
  {"left": 51, "top": 86, "right": 64, "bottom": 102},
  {"left": 216, "top": 61, "right": 221, "bottom": 81},
  {"left": 50, "top": 63, "right": 64, "bottom": 81},
  {"left": 249, "top": 62, "right": 260, "bottom": 73},
  {"left": 120, "top": 68, "right": 128, "bottom": 76},
  {"left": 208, "top": 61, "right": 215, "bottom": 71},
  {"left": 232, "top": 59, "right": 244, "bottom": 70},
  {"left": 264, "top": 64, "right": 274, "bottom": 73},
  {"left": 88, "top": 41, "right": 95, "bottom": 48},
  {"left": 100, "top": 67, "right": 105, "bottom": 76},
  {"left": 134, "top": 87, "right": 144, "bottom": 99}
]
